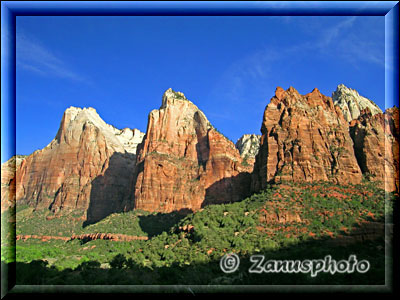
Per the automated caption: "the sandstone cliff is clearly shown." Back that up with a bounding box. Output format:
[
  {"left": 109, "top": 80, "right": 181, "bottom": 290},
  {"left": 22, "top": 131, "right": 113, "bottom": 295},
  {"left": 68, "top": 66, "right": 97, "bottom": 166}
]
[
  {"left": 133, "top": 88, "right": 253, "bottom": 213},
  {"left": 3, "top": 85, "right": 396, "bottom": 221},
  {"left": 350, "top": 106, "right": 399, "bottom": 192},
  {"left": 252, "top": 86, "right": 363, "bottom": 192},
  {"left": 1, "top": 155, "right": 26, "bottom": 212},
  {"left": 333, "top": 84, "right": 382, "bottom": 122},
  {"left": 14, "top": 107, "right": 144, "bottom": 224}
]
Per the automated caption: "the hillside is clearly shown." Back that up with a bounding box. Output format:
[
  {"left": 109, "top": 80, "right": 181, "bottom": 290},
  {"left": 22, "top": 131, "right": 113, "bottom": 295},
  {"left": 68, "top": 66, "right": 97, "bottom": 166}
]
[
  {"left": 2, "top": 180, "right": 394, "bottom": 285},
  {"left": 1, "top": 85, "right": 398, "bottom": 288}
]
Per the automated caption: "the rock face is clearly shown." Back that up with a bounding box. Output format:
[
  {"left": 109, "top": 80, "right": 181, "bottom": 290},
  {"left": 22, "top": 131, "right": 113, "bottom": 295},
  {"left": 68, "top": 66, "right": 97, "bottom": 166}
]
[
  {"left": 114, "top": 128, "right": 145, "bottom": 154},
  {"left": 1, "top": 155, "right": 26, "bottom": 212},
  {"left": 333, "top": 84, "right": 382, "bottom": 122},
  {"left": 14, "top": 107, "right": 144, "bottom": 224},
  {"left": 16, "top": 233, "right": 148, "bottom": 242},
  {"left": 252, "top": 86, "right": 363, "bottom": 192},
  {"left": 133, "top": 88, "right": 253, "bottom": 213},
  {"left": 3, "top": 85, "right": 395, "bottom": 221},
  {"left": 350, "top": 106, "right": 399, "bottom": 192},
  {"left": 70, "top": 233, "right": 148, "bottom": 242},
  {"left": 235, "top": 134, "right": 261, "bottom": 167}
]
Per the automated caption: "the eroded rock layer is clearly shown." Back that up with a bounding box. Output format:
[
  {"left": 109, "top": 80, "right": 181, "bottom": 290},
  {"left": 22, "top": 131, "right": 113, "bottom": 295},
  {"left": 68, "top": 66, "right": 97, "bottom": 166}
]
[
  {"left": 252, "top": 86, "right": 363, "bottom": 192},
  {"left": 350, "top": 107, "right": 399, "bottom": 192},
  {"left": 133, "top": 89, "right": 253, "bottom": 213},
  {"left": 1, "top": 155, "right": 26, "bottom": 212},
  {"left": 14, "top": 107, "right": 144, "bottom": 224}
]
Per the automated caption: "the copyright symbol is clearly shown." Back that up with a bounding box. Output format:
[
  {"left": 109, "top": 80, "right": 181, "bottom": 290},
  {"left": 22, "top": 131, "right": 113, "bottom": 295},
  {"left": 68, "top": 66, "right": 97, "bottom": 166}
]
[{"left": 220, "top": 253, "right": 240, "bottom": 273}]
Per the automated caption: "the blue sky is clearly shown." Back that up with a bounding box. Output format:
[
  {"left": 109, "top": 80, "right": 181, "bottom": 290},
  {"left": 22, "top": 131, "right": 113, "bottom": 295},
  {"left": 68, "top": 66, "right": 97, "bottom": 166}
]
[{"left": 15, "top": 15, "right": 386, "bottom": 157}]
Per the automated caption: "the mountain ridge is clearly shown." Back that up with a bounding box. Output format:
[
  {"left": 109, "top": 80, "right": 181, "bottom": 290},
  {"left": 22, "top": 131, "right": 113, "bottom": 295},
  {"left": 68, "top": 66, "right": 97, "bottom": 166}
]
[
  {"left": 4, "top": 106, "right": 145, "bottom": 224},
  {"left": 2, "top": 85, "right": 398, "bottom": 223}
]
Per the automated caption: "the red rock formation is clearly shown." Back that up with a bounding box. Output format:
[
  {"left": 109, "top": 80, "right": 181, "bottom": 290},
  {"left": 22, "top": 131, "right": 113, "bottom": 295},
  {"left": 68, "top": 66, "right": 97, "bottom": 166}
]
[
  {"left": 133, "top": 88, "right": 252, "bottom": 213},
  {"left": 16, "top": 235, "right": 70, "bottom": 241},
  {"left": 258, "top": 206, "right": 302, "bottom": 224},
  {"left": 1, "top": 155, "right": 25, "bottom": 212},
  {"left": 70, "top": 233, "right": 148, "bottom": 242},
  {"left": 16, "top": 233, "right": 148, "bottom": 242},
  {"left": 252, "top": 87, "right": 363, "bottom": 192},
  {"left": 350, "top": 106, "right": 399, "bottom": 192},
  {"left": 14, "top": 107, "right": 144, "bottom": 224}
]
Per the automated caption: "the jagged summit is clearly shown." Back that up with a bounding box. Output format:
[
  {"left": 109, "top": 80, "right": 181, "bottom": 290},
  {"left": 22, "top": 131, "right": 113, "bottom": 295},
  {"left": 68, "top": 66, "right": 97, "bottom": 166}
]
[
  {"left": 252, "top": 85, "right": 362, "bottom": 192},
  {"left": 161, "top": 88, "right": 192, "bottom": 109},
  {"left": 159, "top": 90, "right": 216, "bottom": 135},
  {"left": 235, "top": 134, "right": 261, "bottom": 158},
  {"left": 2, "top": 84, "right": 399, "bottom": 217},
  {"left": 57, "top": 106, "right": 144, "bottom": 154},
  {"left": 134, "top": 89, "right": 252, "bottom": 213},
  {"left": 155, "top": 88, "right": 212, "bottom": 138},
  {"left": 332, "top": 84, "right": 382, "bottom": 122},
  {"left": 163, "top": 88, "right": 187, "bottom": 99},
  {"left": 11, "top": 104, "right": 145, "bottom": 221},
  {"left": 271, "top": 86, "right": 335, "bottom": 112}
]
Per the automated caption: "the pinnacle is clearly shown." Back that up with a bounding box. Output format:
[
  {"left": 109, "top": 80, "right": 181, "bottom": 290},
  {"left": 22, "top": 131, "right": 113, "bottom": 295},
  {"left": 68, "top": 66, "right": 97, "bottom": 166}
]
[
  {"left": 287, "top": 86, "right": 299, "bottom": 93},
  {"left": 161, "top": 88, "right": 190, "bottom": 109}
]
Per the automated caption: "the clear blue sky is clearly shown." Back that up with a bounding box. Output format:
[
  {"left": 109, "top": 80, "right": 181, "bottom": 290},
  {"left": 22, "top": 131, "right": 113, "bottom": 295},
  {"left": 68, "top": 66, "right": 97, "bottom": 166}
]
[{"left": 16, "top": 15, "right": 386, "bottom": 157}]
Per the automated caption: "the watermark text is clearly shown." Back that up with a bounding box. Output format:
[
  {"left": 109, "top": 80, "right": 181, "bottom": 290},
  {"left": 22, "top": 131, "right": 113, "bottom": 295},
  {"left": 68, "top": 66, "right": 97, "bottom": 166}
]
[{"left": 220, "top": 254, "right": 370, "bottom": 277}]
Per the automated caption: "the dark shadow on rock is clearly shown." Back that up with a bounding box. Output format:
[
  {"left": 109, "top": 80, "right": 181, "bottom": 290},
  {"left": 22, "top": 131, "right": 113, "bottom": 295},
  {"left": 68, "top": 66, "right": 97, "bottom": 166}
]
[
  {"left": 138, "top": 209, "right": 191, "bottom": 238},
  {"left": 349, "top": 125, "right": 368, "bottom": 174},
  {"left": 195, "top": 135, "right": 209, "bottom": 170},
  {"left": 194, "top": 111, "right": 210, "bottom": 170},
  {"left": 83, "top": 152, "right": 136, "bottom": 227},
  {"left": 202, "top": 172, "right": 252, "bottom": 208}
]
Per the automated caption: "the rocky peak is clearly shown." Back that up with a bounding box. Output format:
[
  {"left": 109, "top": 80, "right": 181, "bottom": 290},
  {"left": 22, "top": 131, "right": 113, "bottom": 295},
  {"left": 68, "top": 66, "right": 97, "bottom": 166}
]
[
  {"left": 252, "top": 86, "right": 362, "bottom": 192},
  {"left": 134, "top": 89, "right": 252, "bottom": 213},
  {"left": 161, "top": 88, "right": 190, "bottom": 109},
  {"left": 56, "top": 106, "right": 144, "bottom": 154},
  {"left": 272, "top": 86, "right": 334, "bottom": 110},
  {"left": 13, "top": 106, "right": 144, "bottom": 223},
  {"left": 332, "top": 84, "right": 382, "bottom": 122},
  {"left": 235, "top": 134, "right": 261, "bottom": 159},
  {"left": 272, "top": 86, "right": 302, "bottom": 106},
  {"left": 114, "top": 128, "right": 145, "bottom": 154},
  {"left": 274, "top": 86, "right": 286, "bottom": 101}
]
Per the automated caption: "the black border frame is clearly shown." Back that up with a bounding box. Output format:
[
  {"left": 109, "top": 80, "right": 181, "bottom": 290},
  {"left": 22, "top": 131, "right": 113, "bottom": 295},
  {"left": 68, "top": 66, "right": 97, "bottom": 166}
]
[{"left": 1, "top": 0, "right": 399, "bottom": 295}]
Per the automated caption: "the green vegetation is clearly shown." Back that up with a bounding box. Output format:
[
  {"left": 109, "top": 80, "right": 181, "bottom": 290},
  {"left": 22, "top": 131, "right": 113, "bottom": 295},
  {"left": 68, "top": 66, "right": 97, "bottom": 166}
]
[
  {"left": 1, "top": 208, "right": 16, "bottom": 263},
  {"left": 16, "top": 207, "right": 86, "bottom": 236},
  {"left": 329, "top": 145, "right": 346, "bottom": 156},
  {"left": 172, "top": 91, "right": 186, "bottom": 100},
  {"left": 15, "top": 207, "right": 185, "bottom": 238},
  {"left": 1, "top": 181, "right": 395, "bottom": 286},
  {"left": 241, "top": 155, "right": 250, "bottom": 166}
]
